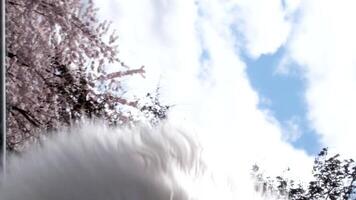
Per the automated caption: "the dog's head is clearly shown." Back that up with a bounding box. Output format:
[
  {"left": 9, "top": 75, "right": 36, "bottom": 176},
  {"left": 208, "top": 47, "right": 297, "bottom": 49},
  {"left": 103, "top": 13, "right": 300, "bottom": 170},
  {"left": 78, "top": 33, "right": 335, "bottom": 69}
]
[{"left": 0, "top": 122, "right": 203, "bottom": 200}]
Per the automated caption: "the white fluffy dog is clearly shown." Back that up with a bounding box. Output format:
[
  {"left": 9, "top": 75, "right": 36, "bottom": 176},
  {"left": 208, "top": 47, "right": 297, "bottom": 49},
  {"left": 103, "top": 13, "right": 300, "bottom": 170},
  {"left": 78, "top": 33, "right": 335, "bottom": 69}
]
[{"left": 0, "top": 121, "right": 203, "bottom": 200}]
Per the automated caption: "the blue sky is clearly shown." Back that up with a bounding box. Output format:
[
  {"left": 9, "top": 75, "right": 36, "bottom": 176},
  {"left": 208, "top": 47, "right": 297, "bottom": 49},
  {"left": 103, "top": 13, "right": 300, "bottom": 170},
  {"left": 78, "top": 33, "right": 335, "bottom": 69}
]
[
  {"left": 198, "top": 42, "right": 322, "bottom": 155},
  {"left": 244, "top": 47, "right": 321, "bottom": 155}
]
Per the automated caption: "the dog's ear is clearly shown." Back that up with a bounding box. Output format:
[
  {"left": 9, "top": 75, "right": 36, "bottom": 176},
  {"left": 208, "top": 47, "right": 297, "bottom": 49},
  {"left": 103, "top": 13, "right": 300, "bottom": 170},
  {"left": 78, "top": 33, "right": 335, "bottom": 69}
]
[
  {"left": 132, "top": 123, "right": 203, "bottom": 174},
  {"left": 0, "top": 121, "right": 202, "bottom": 200}
]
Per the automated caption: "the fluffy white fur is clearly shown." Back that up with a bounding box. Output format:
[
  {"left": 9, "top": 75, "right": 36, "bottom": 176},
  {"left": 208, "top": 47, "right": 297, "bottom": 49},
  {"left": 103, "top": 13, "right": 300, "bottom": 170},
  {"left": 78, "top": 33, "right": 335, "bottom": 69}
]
[{"left": 0, "top": 121, "right": 202, "bottom": 200}]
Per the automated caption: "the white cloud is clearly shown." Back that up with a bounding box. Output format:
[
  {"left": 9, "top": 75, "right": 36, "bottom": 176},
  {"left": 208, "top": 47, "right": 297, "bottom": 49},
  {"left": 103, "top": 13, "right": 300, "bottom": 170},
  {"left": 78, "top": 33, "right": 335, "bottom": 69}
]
[
  {"left": 282, "top": 117, "right": 303, "bottom": 142},
  {"left": 231, "top": 0, "right": 292, "bottom": 57},
  {"left": 95, "top": 0, "right": 313, "bottom": 198},
  {"left": 284, "top": 0, "right": 356, "bottom": 158}
]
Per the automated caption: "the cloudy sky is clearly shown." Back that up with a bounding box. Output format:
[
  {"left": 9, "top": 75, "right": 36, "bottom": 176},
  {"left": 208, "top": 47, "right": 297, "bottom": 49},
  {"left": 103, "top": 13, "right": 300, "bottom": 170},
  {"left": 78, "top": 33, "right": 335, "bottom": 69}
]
[{"left": 95, "top": 0, "right": 356, "bottom": 197}]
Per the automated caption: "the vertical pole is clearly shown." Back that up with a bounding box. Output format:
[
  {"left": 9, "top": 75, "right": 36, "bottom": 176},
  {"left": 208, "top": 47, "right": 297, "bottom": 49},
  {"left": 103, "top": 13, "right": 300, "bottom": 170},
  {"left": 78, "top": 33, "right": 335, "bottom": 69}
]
[{"left": 0, "top": 0, "right": 6, "bottom": 176}]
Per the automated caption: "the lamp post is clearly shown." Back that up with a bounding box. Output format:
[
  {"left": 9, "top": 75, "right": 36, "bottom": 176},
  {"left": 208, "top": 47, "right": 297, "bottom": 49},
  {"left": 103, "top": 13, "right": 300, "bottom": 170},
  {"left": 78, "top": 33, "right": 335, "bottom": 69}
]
[{"left": 0, "top": 0, "right": 6, "bottom": 175}]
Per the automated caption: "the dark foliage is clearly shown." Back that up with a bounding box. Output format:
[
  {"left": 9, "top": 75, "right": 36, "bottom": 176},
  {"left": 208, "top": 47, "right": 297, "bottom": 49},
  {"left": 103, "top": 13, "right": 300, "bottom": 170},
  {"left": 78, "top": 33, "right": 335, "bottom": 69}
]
[
  {"left": 139, "top": 87, "right": 170, "bottom": 126},
  {"left": 252, "top": 148, "right": 356, "bottom": 200}
]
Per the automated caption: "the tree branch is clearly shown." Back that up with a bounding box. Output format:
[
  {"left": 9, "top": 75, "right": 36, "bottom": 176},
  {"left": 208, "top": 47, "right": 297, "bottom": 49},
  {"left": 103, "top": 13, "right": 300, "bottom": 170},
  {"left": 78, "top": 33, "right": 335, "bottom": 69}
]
[{"left": 10, "top": 105, "right": 41, "bottom": 127}]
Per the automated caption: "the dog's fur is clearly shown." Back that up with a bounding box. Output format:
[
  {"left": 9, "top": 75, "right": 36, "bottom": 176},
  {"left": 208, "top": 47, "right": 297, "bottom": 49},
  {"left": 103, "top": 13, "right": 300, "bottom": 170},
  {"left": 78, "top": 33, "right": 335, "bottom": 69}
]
[{"left": 0, "top": 122, "right": 202, "bottom": 200}]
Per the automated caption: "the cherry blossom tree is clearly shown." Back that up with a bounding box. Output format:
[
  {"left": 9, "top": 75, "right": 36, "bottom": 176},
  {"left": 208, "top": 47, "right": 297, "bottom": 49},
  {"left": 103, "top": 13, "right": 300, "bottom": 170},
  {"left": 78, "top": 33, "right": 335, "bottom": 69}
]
[{"left": 6, "top": 0, "right": 145, "bottom": 151}]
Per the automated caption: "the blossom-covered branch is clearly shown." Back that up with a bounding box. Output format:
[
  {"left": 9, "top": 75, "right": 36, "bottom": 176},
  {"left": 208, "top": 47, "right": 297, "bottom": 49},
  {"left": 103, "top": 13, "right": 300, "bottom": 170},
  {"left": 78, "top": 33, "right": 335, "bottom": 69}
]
[{"left": 6, "top": 0, "right": 145, "bottom": 151}]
